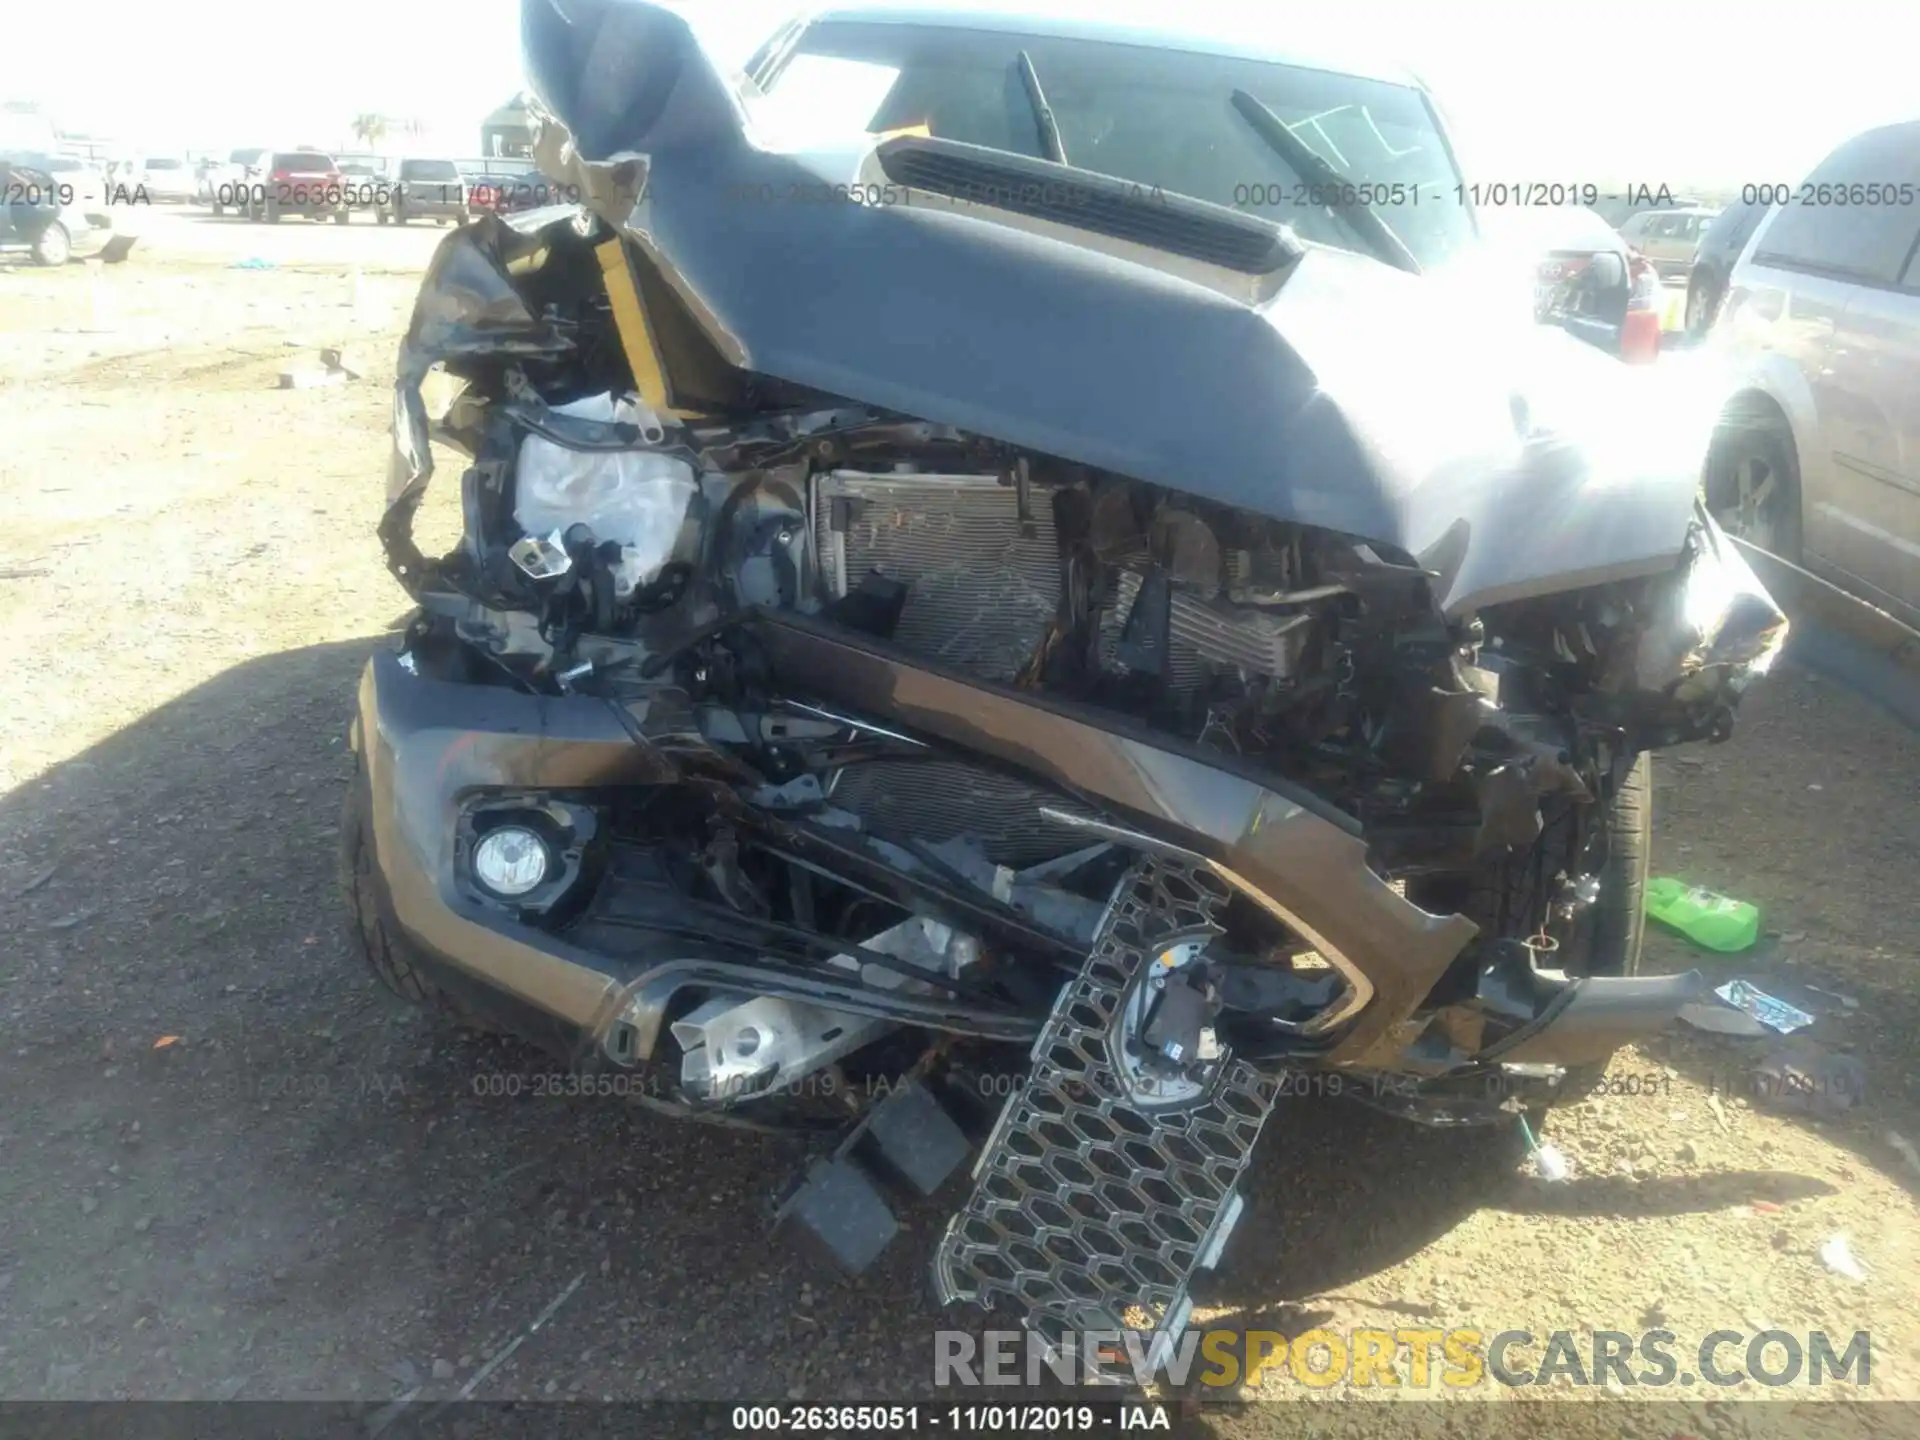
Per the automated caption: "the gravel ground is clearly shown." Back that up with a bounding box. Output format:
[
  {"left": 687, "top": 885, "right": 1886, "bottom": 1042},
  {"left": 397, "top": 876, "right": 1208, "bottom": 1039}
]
[{"left": 1, "top": 212, "right": 1916, "bottom": 1432}]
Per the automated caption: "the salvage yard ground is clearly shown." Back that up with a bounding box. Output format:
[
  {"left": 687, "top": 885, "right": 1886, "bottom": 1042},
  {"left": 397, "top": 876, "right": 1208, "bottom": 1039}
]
[{"left": 1, "top": 210, "right": 1917, "bottom": 1432}]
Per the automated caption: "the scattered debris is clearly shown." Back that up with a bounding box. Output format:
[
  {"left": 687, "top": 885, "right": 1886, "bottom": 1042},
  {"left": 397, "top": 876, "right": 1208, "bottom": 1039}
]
[
  {"left": 319, "top": 347, "right": 364, "bottom": 381},
  {"left": 1888, "top": 1133, "right": 1920, "bottom": 1178},
  {"left": 1804, "top": 984, "right": 1860, "bottom": 1010},
  {"left": 152, "top": 1036, "right": 181, "bottom": 1049},
  {"left": 46, "top": 912, "right": 90, "bottom": 931},
  {"left": 1705, "top": 1094, "right": 1732, "bottom": 1133},
  {"left": 1752, "top": 1041, "right": 1866, "bottom": 1117},
  {"left": 1819, "top": 1233, "right": 1867, "bottom": 1282},
  {"left": 276, "top": 367, "right": 346, "bottom": 391},
  {"left": 11, "top": 864, "right": 57, "bottom": 898},
  {"left": 1714, "top": 979, "right": 1815, "bottom": 1035},
  {"left": 0, "top": 567, "right": 52, "bottom": 582},
  {"left": 431, "top": 1358, "right": 455, "bottom": 1381},
  {"left": 230, "top": 258, "right": 276, "bottom": 270},
  {"left": 1646, "top": 878, "right": 1760, "bottom": 952},
  {"left": 1679, "top": 1000, "right": 1768, "bottom": 1037},
  {"left": 384, "top": 1359, "right": 421, "bottom": 1389},
  {"left": 447, "top": 1271, "right": 586, "bottom": 1405},
  {"left": 366, "top": 1385, "right": 422, "bottom": 1437},
  {"left": 1517, "top": 1115, "right": 1570, "bottom": 1183}
]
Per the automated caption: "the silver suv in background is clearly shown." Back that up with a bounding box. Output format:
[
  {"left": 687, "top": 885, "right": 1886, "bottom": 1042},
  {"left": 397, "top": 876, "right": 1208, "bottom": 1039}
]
[
  {"left": 1707, "top": 119, "right": 1920, "bottom": 629},
  {"left": 378, "top": 158, "right": 468, "bottom": 225}
]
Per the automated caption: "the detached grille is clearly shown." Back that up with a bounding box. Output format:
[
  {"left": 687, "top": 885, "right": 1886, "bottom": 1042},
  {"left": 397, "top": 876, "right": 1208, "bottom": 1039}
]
[{"left": 878, "top": 137, "right": 1294, "bottom": 275}]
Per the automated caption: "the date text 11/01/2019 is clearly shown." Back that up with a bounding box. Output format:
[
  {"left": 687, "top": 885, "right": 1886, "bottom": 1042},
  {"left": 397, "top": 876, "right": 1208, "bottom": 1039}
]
[{"left": 731, "top": 1405, "right": 1170, "bottom": 1432}]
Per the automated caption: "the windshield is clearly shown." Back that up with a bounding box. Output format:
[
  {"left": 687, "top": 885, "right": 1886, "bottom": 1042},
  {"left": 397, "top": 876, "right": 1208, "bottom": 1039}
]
[
  {"left": 275, "top": 152, "right": 334, "bottom": 171},
  {"left": 402, "top": 159, "right": 460, "bottom": 180},
  {"left": 757, "top": 23, "right": 1474, "bottom": 269}
]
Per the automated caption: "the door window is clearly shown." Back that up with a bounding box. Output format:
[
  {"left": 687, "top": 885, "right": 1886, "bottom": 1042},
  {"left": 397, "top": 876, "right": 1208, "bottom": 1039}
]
[{"left": 1754, "top": 122, "right": 1920, "bottom": 285}]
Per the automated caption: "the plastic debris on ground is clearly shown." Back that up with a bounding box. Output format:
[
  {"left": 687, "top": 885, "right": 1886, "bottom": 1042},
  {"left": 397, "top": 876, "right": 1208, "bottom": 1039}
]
[
  {"left": 230, "top": 258, "right": 276, "bottom": 270},
  {"left": 1751, "top": 1040, "right": 1865, "bottom": 1117},
  {"left": 1819, "top": 1233, "right": 1867, "bottom": 1282},
  {"left": 1645, "top": 877, "right": 1761, "bottom": 952},
  {"left": 1886, "top": 1133, "right": 1920, "bottom": 1178},
  {"left": 1715, "top": 979, "right": 1815, "bottom": 1034},
  {"left": 1517, "top": 1114, "right": 1570, "bottom": 1182}
]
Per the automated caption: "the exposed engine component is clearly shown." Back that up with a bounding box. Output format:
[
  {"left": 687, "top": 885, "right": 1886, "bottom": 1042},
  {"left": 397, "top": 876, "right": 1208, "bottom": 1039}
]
[{"left": 813, "top": 471, "right": 1059, "bottom": 682}]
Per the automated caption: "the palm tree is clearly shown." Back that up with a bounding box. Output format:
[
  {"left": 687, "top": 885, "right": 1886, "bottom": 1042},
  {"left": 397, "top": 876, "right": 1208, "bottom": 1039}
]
[{"left": 350, "top": 113, "right": 388, "bottom": 150}]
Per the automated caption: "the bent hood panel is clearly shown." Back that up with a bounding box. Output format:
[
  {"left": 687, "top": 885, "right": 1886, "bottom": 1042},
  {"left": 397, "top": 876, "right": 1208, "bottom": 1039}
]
[{"left": 509, "top": 0, "right": 1705, "bottom": 613}]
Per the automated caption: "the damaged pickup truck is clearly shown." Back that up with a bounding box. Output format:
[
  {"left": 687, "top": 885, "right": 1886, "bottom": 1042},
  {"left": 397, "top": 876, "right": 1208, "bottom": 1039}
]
[{"left": 344, "top": 0, "right": 1788, "bottom": 1351}]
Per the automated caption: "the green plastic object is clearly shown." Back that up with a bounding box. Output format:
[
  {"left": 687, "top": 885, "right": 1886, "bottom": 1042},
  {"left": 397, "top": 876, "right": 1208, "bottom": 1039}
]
[{"left": 1645, "top": 877, "right": 1761, "bottom": 953}]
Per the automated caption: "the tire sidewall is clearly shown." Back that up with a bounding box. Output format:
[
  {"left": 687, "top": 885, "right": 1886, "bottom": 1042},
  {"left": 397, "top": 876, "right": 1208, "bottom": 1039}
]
[
  {"left": 1705, "top": 415, "right": 1803, "bottom": 564},
  {"left": 32, "top": 222, "right": 71, "bottom": 267}
]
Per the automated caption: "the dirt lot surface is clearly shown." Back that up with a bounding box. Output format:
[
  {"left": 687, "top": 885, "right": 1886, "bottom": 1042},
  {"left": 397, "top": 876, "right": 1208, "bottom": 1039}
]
[{"left": 2, "top": 209, "right": 1917, "bottom": 1433}]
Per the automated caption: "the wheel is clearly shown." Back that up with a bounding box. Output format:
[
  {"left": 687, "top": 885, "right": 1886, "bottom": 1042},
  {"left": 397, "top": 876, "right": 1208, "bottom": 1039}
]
[
  {"left": 265, "top": 199, "right": 281, "bottom": 223},
  {"left": 394, "top": 202, "right": 408, "bottom": 225},
  {"left": 1704, "top": 408, "right": 1803, "bottom": 562},
  {"left": 1529, "top": 752, "right": 1653, "bottom": 1109},
  {"left": 212, "top": 201, "right": 225, "bottom": 216},
  {"left": 30, "top": 221, "right": 71, "bottom": 267},
  {"left": 376, "top": 209, "right": 390, "bottom": 225},
  {"left": 333, "top": 210, "right": 350, "bottom": 225},
  {"left": 340, "top": 749, "right": 497, "bottom": 1031},
  {"left": 456, "top": 207, "right": 470, "bottom": 225}
]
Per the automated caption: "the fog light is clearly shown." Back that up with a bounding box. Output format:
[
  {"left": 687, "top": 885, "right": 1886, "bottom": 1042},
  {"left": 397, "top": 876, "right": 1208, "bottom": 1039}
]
[{"left": 473, "top": 826, "right": 550, "bottom": 897}]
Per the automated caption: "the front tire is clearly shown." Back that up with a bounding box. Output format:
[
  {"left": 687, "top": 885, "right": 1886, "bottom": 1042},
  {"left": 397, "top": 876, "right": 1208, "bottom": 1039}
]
[
  {"left": 30, "top": 222, "right": 71, "bottom": 266},
  {"left": 1704, "top": 409, "right": 1803, "bottom": 562}
]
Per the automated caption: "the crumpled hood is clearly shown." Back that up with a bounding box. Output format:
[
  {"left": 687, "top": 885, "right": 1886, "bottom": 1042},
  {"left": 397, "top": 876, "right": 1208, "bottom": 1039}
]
[{"left": 496, "top": 0, "right": 1715, "bottom": 614}]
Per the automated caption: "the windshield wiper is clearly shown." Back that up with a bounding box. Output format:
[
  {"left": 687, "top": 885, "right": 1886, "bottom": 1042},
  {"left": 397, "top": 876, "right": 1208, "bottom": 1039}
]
[
  {"left": 1229, "top": 89, "right": 1420, "bottom": 276},
  {"left": 1017, "top": 50, "right": 1068, "bottom": 166}
]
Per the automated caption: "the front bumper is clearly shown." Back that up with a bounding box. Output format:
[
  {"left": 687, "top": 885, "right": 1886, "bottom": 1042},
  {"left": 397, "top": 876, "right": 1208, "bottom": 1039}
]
[{"left": 353, "top": 618, "right": 1485, "bottom": 1073}]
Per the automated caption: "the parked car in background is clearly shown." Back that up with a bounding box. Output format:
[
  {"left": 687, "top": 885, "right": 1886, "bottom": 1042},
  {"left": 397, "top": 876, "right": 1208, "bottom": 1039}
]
[
  {"left": 335, "top": 153, "right": 391, "bottom": 214},
  {"left": 247, "top": 150, "right": 349, "bottom": 223},
  {"left": 458, "top": 157, "right": 562, "bottom": 215},
  {"left": 1684, "top": 196, "right": 1769, "bottom": 338},
  {"left": 1707, "top": 119, "right": 1920, "bottom": 628},
  {"left": 1619, "top": 206, "right": 1719, "bottom": 280},
  {"left": 0, "top": 150, "right": 119, "bottom": 264},
  {"left": 202, "top": 147, "right": 269, "bottom": 214},
  {"left": 1505, "top": 204, "right": 1663, "bottom": 362},
  {"left": 378, "top": 158, "right": 468, "bottom": 225},
  {"left": 136, "top": 156, "right": 195, "bottom": 202}
]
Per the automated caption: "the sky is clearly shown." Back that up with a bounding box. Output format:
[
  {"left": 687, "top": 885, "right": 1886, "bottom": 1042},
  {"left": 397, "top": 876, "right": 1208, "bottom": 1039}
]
[{"left": 7, "top": 0, "right": 1913, "bottom": 183}]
